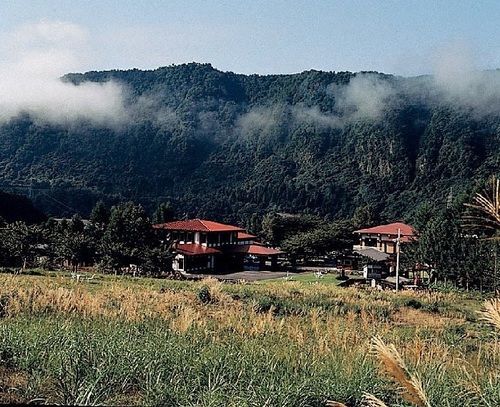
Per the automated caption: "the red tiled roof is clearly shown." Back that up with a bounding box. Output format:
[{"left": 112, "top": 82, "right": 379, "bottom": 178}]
[
  {"left": 227, "top": 244, "right": 283, "bottom": 256},
  {"left": 174, "top": 243, "right": 221, "bottom": 256},
  {"left": 354, "top": 222, "right": 415, "bottom": 237},
  {"left": 237, "top": 231, "right": 257, "bottom": 240},
  {"left": 153, "top": 219, "right": 244, "bottom": 232}
]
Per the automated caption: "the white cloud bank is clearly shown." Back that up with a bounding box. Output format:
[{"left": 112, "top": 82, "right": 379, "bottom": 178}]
[
  {"left": 432, "top": 43, "right": 500, "bottom": 116},
  {"left": 0, "top": 21, "right": 498, "bottom": 131},
  {"left": 0, "top": 20, "right": 127, "bottom": 126}
]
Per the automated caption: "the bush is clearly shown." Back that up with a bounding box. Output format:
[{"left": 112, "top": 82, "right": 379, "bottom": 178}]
[
  {"left": 197, "top": 286, "right": 212, "bottom": 304},
  {"left": 404, "top": 298, "right": 423, "bottom": 309}
]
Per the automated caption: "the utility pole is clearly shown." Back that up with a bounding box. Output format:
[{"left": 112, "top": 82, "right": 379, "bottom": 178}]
[{"left": 395, "top": 228, "right": 401, "bottom": 292}]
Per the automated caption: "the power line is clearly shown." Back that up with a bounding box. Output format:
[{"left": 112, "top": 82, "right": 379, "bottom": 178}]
[{"left": 39, "top": 192, "right": 79, "bottom": 213}]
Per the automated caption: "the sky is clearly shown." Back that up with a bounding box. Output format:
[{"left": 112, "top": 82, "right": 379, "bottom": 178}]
[{"left": 0, "top": 0, "right": 499, "bottom": 76}]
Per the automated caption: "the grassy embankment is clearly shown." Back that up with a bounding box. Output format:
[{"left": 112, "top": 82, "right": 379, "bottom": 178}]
[{"left": 0, "top": 270, "right": 498, "bottom": 406}]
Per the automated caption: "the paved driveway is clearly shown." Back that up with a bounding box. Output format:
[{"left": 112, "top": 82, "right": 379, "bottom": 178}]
[{"left": 185, "top": 270, "right": 292, "bottom": 282}]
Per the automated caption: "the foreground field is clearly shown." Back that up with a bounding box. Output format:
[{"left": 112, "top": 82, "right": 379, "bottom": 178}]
[{"left": 0, "top": 271, "right": 498, "bottom": 406}]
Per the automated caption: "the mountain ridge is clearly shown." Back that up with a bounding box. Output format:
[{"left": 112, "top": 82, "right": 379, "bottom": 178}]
[{"left": 0, "top": 63, "right": 498, "bottom": 227}]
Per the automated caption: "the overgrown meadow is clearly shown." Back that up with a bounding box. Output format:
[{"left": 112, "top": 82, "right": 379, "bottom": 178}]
[{"left": 0, "top": 272, "right": 498, "bottom": 406}]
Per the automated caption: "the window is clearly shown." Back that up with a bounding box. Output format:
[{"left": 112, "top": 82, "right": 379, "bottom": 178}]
[
  {"left": 220, "top": 233, "right": 230, "bottom": 245},
  {"left": 365, "top": 237, "right": 377, "bottom": 247},
  {"left": 200, "top": 233, "right": 207, "bottom": 244},
  {"left": 178, "top": 258, "right": 184, "bottom": 270}
]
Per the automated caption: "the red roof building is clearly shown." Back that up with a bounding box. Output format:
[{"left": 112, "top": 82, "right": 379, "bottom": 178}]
[
  {"left": 174, "top": 243, "right": 221, "bottom": 256},
  {"left": 153, "top": 219, "right": 244, "bottom": 232},
  {"left": 154, "top": 219, "right": 283, "bottom": 273},
  {"left": 353, "top": 222, "right": 416, "bottom": 255},
  {"left": 227, "top": 244, "right": 283, "bottom": 256},
  {"left": 237, "top": 231, "right": 257, "bottom": 241}
]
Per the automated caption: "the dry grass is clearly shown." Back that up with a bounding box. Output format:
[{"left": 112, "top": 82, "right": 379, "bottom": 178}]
[
  {"left": 362, "top": 393, "right": 389, "bottom": 407},
  {"left": 0, "top": 272, "right": 497, "bottom": 406},
  {"left": 325, "top": 401, "right": 348, "bottom": 407},
  {"left": 371, "top": 336, "right": 430, "bottom": 407},
  {"left": 479, "top": 298, "right": 500, "bottom": 331},
  {"left": 0, "top": 366, "right": 28, "bottom": 404}
]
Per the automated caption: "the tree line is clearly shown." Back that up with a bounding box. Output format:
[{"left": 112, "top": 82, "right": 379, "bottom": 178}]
[
  {"left": 259, "top": 177, "right": 499, "bottom": 291},
  {"left": 0, "top": 176, "right": 498, "bottom": 291},
  {"left": 0, "top": 201, "right": 176, "bottom": 277}
]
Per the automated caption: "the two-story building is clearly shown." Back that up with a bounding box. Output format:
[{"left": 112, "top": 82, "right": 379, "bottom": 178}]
[
  {"left": 353, "top": 222, "right": 415, "bottom": 254},
  {"left": 153, "top": 219, "right": 283, "bottom": 274},
  {"left": 353, "top": 222, "right": 416, "bottom": 279}
]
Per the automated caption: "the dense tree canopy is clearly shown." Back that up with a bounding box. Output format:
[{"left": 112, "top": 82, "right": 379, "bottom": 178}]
[{"left": 0, "top": 63, "right": 496, "bottom": 228}]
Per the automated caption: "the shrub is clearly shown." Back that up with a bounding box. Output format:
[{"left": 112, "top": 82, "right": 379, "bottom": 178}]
[
  {"left": 404, "top": 298, "right": 423, "bottom": 309},
  {"left": 197, "top": 286, "right": 212, "bottom": 304}
]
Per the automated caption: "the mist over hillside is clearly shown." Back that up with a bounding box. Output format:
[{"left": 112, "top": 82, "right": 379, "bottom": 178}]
[{"left": 0, "top": 62, "right": 498, "bottom": 226}]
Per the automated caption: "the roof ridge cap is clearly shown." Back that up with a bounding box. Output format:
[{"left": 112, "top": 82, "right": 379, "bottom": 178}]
[{"left": 197, "top": 219, "right": 210, "bottom": 231}]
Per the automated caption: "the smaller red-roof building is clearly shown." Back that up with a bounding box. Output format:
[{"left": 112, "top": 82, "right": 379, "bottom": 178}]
[
  {"left": 352, "top": 222, "right": 416, "bottom": 280},
  {"left": 353, "top": 222, "right": 415, "bottom": 255},
  {"left": 227, "top": 244, "right": 283, "bottom": 256}
]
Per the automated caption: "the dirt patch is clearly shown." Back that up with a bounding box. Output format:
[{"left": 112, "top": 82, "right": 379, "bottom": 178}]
[{"left": 0, "top": 365, "right": 27, "bottom": 404}]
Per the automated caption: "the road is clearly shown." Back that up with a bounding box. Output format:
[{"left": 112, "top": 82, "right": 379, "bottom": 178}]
[{"left": 184, "top": 270, "right": 293, "bottom": 282}]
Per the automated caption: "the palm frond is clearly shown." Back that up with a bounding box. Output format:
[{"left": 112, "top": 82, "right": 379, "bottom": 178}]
[{"left": 463, "top": 177, "right": 500, "bottom": 236}]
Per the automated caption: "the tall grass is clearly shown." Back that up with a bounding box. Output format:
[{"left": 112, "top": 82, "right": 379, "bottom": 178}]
[{"left": 0, "top": 273, "right": 498, "bottom": 406}]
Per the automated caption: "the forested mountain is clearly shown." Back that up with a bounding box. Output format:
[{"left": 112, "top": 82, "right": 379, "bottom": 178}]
[{"left": 0, "top": 63, "right": 498, "bottom": 227}]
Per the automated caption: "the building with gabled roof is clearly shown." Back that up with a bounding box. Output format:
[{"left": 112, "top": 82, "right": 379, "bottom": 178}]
[
  {"left": 154, "top": 219, "right": 244, "bottom": 233},
  {"left": 154, "top": 219, "right": 283, "bottom": 273},
  {"left": 352, "top": 221, "right": 416, "bottom": 279},
  {"left": 354, "top": 222, "right": 416, "bottom": 254}
]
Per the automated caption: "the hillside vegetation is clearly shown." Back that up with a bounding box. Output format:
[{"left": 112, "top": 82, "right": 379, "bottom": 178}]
[
  {"left": 0, "top": 272, "right": 498, "bottom": 406},
  {"left": 0, "top": 63, "right": 497, "bottom": 224}
]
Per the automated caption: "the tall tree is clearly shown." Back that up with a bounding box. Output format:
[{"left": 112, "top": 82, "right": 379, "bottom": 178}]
[
  {"left": 0, "top": 221, "right": 42, "bottom": 272},
  {"left": 51, "top": 215, "right": 94, "bottom": 273},
  {"left": 90, "top": 201, "right": 110, "bottom": 229},
  {"left": 99, "top": 202, "right": 153, "bottom": 275},
  {"left": 153, "top": 202, "right": 176, "bottom": 224},
  {"left": 351, "top": 204, "right": 378, "bottom": 229}
]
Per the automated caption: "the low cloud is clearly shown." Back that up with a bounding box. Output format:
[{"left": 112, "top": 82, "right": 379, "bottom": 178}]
[
  {"left": 237, "top": 75, "right": 398, "bottom": 134},
  {"left": 130, "top": 93, "right": 180, "bottom": 128},
  {"left": 0, "top": 20, "right": 127, "bottom": 126},
  {"left": 291, "top": 105, "right": 341, "bottom": 129},
  {"left": 236, "top": 105, "right": 284, "bottom": 137},
  {"left": 238, "top": 46, "right": 500, "bottom": 134},
  {"left": 330, "top": 74, "right": 398, "bottom": 121},
  {"left": 431, "top": 43, "right": 500, "bottom": 116},
  {"left": 1, "top": 22, "right": 498, "bottom": 131}
]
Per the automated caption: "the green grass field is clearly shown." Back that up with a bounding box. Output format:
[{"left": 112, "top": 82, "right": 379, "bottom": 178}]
[
  {"left": 0, "top": 270, "right": 497, "bottom": 406},
  {"left": 275, "top": 272, "right": 341, "bottom": 285}
]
